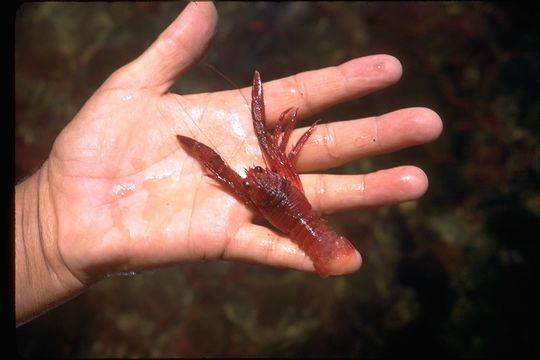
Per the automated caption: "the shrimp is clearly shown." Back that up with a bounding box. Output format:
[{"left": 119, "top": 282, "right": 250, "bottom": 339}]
[{"left": 177, "top": 71, "right": 358, "bottom": 277}]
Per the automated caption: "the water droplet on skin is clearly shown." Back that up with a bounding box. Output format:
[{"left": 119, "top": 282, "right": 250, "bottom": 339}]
[
  {"left": 112, "top": 183, "right": 136, "bottom": 198},
  {"left": 399, "top": 173, "right": 415, "bottom": 183},
  {"left": 106, "top": 271, "right": 137, "bottom": 277},
  {"left": 374, "top": 62, "right": 385, "bottom": 72},
  {"left": 121, "top": 94, "right": 133, "bottom": 102},
  {"left": 355, "top": 180, "right": 365, "bottom": 194}
]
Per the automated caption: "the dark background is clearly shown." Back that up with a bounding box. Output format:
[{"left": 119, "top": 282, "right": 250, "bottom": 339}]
[{"left": 15, "top": 2, "right": 539, "bottom": 357}]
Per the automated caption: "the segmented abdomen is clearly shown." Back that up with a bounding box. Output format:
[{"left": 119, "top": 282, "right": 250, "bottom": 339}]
[{"left": 257, "top": 179, "right": 356, "bottom": 277}]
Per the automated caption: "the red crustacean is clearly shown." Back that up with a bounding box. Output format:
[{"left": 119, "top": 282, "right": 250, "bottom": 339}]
[{"left": 177, "top": 71, "right": 358, "bottom": 277}]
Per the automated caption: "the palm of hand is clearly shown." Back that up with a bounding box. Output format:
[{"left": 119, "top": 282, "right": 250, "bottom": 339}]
[{"left": 48, "top": 80, "right": 261, "bottom": 281}]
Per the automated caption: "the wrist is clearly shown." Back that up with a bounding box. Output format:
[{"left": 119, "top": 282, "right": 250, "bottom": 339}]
[{"left": 15, "top": 163, "right": 87, "bottom": 326}]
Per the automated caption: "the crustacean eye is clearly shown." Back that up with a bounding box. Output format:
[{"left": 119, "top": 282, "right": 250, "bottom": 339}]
[
  {"left": 254, "top": 166, "right": 263, "bottom": 173},
  {"left": 242, "top": 179, "right": 250, "bottom": 188}
]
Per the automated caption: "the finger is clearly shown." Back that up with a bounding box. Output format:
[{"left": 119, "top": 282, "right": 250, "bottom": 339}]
[
  {"left": 104, "top": 2, "right": 218, "bottom": 93},
  {"left": 225, "top": 223, "right": 362, "bottom": 275},
  {"left": 291, "top": 107, "right": 443, "bottom": 172},
  {"left": 255, "top": 55, "right": 403, "bottom": 124},
  {"left": 301, "top": 165, "right": 429, "bottom": 213}
]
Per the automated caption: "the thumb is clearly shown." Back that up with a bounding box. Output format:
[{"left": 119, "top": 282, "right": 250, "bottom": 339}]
[{"left": 104, "top": 2, "right": 218, "bottom": 93}]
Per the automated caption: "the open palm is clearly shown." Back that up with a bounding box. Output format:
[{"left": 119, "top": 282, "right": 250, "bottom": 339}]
[{"left": 42, "top": 3, "right": 441, "bottom": 285}]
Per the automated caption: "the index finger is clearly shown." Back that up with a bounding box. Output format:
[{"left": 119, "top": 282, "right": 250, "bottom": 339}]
[{"left": 254, "top": 55, "right": 403, "bottom": 124}]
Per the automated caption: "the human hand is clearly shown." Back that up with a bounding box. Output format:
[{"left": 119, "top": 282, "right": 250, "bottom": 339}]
[{"left": 16, "top": 2, "right": 442, "bottom": 323}]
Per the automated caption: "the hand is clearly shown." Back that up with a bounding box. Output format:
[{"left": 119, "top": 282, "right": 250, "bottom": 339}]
[{"left": 15, "top": 2, "right": 442, "bottom": 324}]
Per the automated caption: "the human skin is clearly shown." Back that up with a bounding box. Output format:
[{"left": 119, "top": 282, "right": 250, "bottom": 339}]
[{"left": 15, "top": 2, "right": 442, "bottom": 325}]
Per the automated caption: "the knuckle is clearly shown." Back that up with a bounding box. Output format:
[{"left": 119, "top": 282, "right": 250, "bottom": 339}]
[
  {"left": 311, "top": 175, "right": 328, "bottom": 211},
  {"left": 373, "top": 114, "right": 383, "bottom": 151},
  {"left": 319, "top": 122, "right": 341, "bottom": 161},
  {"left": 292, "top": 73, "right": 309, "bottom": 109}
]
